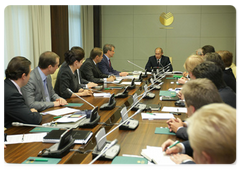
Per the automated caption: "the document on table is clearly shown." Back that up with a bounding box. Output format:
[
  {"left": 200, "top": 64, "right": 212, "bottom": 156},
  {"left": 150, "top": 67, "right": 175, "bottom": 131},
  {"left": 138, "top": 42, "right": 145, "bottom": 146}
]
[
  {"left": 93, "top": 92, "right": 111, "bottom": 97},
  {"left": 161, "top": 106, "right": 187, "bottom": 113},
  {"left": 4, "top": 133, "right": 47, "bottom": 145},
  {"left": 121, "top": 81, "right": 141, "bottom": 85},
  {"left": 43, "top": 107, "right": 80, "bottom": 116},
  {"left": 141, "top": 146, "right": 175, "bottom": 165},
  {"left": 141, "top": 113, "right": 174, "bottom": 120}
]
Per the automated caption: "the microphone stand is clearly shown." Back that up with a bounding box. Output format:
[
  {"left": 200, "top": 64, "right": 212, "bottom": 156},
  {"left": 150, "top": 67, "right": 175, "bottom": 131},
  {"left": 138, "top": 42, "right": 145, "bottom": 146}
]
[{"left": 127, "top": 60, "right": 145, "bottom": 71}]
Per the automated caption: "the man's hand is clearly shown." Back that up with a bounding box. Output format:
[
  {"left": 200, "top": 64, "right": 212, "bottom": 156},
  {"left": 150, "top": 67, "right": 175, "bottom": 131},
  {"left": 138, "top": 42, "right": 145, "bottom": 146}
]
[
  {"left": 30, "top": 108, "right": 38, "bottom": 112},
  {"left": 119, "top": 72, "right": 128, "bottom": 77},
  {"left": 87, "top": 82, "right": 98, "bottom": 88},
  {"left": 170, "top": 154, "right": 194, "bottom": 164},
  {"left": 161, "top": 139, "right": 183, "bottom": 155},
  {"left": 168, "top": 118, "right": 184, "bottom": 133},
  {"left": 56, "top": 98, "right": 68, "bottom": 106}
]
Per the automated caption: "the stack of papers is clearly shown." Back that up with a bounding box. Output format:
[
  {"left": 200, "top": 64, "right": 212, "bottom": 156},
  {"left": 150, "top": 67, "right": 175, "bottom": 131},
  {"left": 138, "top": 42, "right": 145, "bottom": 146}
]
[
  {"left": 93, "top": 92, "right": 111, "bottom": 97},
  {"left": 121, "top": 81, "right": 141, "bottom": 85},
  {"left": 4, "top": 133, "right": 47, "bottom": 145},
  {"left": 141, "top": 113, "right": 174, "bottom": 120},
  {"left": 43, "top": 107, "right": 80, "bottom": 116},
  {"left": 161, "top": 106, "right": 187, "bottom": 113},
  {"left": 141, "top": 146, "right": 175, "bottom": 165}
]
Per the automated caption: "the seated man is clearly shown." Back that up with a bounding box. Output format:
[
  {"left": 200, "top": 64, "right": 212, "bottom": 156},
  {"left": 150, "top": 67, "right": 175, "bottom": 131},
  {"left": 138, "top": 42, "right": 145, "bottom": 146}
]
[
  {"left": 5, "top": 56, "right": 42, "bottom": 128},
  {"left": 177, "top": 55, "right": 204, "bottom": 85},
  {"left": 192, "top": 61, "right": 236, "bottom": 108},
  {"left": 167, "top": 78, "right": 223, "bottom": 140},
  {"left": 145, "top": 47, "right": 173, "bottom": 72},
  {"left": 201, "top": 45, "right": 215, "bottom": 56},
  {"left": 163, "top": 103, "right": 236, "bottom": 164},
  {"left": 98, "top": 44, "right": 128, "bottom": 77},
  {"left": 80, "top": 47, "right": 115, "bottom": 83},
  {"left": 22, "top": 51, "right": 67, "bottom": 112}
]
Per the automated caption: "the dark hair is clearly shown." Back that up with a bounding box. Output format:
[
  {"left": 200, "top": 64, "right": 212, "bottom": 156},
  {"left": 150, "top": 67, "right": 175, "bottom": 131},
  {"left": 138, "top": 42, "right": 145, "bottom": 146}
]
[
  {"left": 204, "top": 52, "right": 225, "bottom": 70},
  {"left": 65, "top": 47, "right": 85, "bottom": 65},
  {"left": 217, "top": 50, "right": 233, "bottom": 67},
  {"left": 38, "top": 51, "right": 59, "bottom": 69},
  {"left": 5, "top": 56, "right": 31, "bottom": 80},
  {"left": 192, "top": 61, "right": 226, "bottom": 89},
  {"left": 202, "top": 45, "right": 215, "bottom": 55},
  {"left": 89, "top": 48, "right": 103, "bottom": 59},
  {"left": 103, "top": 44, "right": 115, "bottom": 54}
]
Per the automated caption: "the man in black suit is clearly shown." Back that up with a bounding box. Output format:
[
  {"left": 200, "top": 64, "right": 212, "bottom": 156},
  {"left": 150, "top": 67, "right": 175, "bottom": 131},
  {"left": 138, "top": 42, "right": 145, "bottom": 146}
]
[
  {"left": 167, "top": 78, "right": 223, "bottom": 140},
  {"left": 145, "top": 47, "right": 173, "bottom": 72},
  {"left": 192, "top": 61, "right": 236, "bottom": 108},
  {"left": 80, "top": 47, "right": 115, "bottom": 83},
  {"left": 163, "top": 103, "right": 236, "bottom": 164},
  {"left": 4, "top": 57, "right": 42, "bottom": 128}
]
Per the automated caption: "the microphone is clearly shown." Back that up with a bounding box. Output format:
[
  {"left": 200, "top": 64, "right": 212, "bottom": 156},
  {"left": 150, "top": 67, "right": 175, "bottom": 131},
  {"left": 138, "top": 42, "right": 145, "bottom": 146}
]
[
  {"left": 12, "top": 122, "right": 67, "bottom": 129},
  {"left": 67, "top": 88, "right": 100, "bottom": 128},
  {"left": 127, "top": 60, "right": 145, "bottom": 71},
  {"left": 67, "top": 88, "right": 95, "bottom": 108}
]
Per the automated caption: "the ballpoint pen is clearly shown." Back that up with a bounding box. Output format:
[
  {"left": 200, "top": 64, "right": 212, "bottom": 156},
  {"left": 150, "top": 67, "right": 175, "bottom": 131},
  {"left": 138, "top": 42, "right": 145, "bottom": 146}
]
[
  {"left": 165, "top": 140, "right": 180, "bottom": 151},
  {"left": 28, "top": 158, "right": 48, "bottom": 162}
]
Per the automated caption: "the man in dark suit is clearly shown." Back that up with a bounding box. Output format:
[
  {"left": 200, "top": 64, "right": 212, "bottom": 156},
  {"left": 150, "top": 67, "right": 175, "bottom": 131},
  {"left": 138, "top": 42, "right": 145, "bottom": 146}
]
[
  {"left": 167, "top": 78, "right": 223, "bottom": 140},
  {"left": 192, "top": 61, "right": 236, "bottom": 108},
  {"left": 80, "top": 47, "right": 115, "bottom": 83},
  {"left": 21, "top": 51, "right": 67, "bottom": 112},
  {"left": 5, "top": 57, "right": 42, "bottom": 128},
  {"left": 98, "top": 44, "right": 128, "bottom": 76},
  {"left": 145, "top": 47, "right": 173, "bottom": 72},
  {"left": 163, "top": 103, "right": 236, "bottom": 164}
]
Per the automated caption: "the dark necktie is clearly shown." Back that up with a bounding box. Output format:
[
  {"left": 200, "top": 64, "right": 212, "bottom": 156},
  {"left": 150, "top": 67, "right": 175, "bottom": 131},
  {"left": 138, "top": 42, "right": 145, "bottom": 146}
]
[{"left": 109, "top": 59, "right": 112, "bottom": 68}]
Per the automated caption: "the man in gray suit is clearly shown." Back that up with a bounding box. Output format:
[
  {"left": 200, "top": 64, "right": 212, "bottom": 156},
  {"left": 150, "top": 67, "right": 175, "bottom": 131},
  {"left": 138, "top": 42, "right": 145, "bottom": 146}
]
[{"left": 22, "top": 51, "right": 67, "bottom": 112}]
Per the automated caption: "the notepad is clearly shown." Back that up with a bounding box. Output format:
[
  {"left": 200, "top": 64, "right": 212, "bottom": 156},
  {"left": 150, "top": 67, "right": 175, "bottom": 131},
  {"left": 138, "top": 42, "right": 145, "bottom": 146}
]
[
  {"left": 22, "top": 157, "right": 61, "bottom": 164},
  {"left": 141, "top": 113, "right": 174, "bottom": 120},
  {"left": 4, "top": 133, "right": 47, "bottom": 144},
  {"left": 161, "top": 106, "right": 187, "bottom": 113},
  {"left": 111, "top": 156, "right": 148, "bottom": 164},
  {"left": 155, "top": 127, "right": 176, "bottom": 135},
  {"left": 141, "top": 146, "right": 175, "bottom": 165},
  {"left": 65, "top": 103, "right": 84, "bottom": 107}
]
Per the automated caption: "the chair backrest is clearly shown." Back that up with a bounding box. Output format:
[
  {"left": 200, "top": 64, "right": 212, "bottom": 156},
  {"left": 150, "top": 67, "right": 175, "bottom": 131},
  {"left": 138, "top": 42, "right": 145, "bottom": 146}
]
[
  {"left": 230, "top": 63, "right": 236, "bottom": 78},
  {"left": 169, "top": 56, "right": 173, "bottom": 64},
  {"left": 51, "top": 65, "right": 61, "bottom": 88}
]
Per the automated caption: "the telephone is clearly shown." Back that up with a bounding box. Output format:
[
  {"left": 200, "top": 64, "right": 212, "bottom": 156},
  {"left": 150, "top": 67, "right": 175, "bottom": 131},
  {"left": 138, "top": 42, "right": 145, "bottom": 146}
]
[
  {"left": 38, "top": 128, "right": 75, "bottom": 158},
  {"left": 100, "top": 94, "right": 116, "bottom": 110},
  {"left": 115, "top": 86, "right": 128, "bottom": 98}
]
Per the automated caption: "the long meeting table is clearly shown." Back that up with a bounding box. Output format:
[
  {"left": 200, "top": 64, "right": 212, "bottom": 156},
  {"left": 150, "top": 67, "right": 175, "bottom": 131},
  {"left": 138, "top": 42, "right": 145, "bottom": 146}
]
[{"left": 4, "top": 74, "right": 187, "bottom": 164}]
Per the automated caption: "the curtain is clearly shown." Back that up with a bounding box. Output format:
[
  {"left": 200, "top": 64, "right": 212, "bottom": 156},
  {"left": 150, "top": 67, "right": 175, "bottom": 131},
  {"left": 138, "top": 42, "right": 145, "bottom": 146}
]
[
  {"left": 4, "top": 5, "right": 51, "bottom": 71},
  {"left": 81, "top": 6, "right": 94, "bottom": 57}
]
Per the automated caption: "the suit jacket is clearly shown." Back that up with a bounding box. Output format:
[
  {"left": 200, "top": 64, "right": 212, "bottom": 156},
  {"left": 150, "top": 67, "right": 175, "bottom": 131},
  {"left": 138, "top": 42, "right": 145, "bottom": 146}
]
[
  {"left": 223, "top": 68, "right": 236, "bottom": 93},
  {"left": 80, "top": 58, "right": 108, "bottom": 83},
  {"left": 145, "top": 55, "right": 173, "bottom": 72},
  {"left": 4, "top": 79, "right": 42, "bottom": 128},
  {"left": 97, "top": 54, "right": 120, "bottom": 75},
  {"left": 21, "top": 67, "right": 60, "bottom": 112},
  {"left": 176, "top": 127, "right": 189, "bottom": 140},
  {"left": 219, "top": 86, "right": 236, "bottom": 108},
  {"left": 182, "top": 140, "right": 193, "bottom": 157},
  {"left": 61, "top": 61, "right": 89, "bottom": 88},
  {"left": 54, "top": 63, "right": 81, "bottom": 99}
]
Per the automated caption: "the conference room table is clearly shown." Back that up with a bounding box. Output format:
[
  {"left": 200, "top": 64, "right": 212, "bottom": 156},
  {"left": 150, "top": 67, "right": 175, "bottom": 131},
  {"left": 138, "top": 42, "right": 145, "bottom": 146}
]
[{"left": 4, "top": 73, "right": 187, "bottom": 164}]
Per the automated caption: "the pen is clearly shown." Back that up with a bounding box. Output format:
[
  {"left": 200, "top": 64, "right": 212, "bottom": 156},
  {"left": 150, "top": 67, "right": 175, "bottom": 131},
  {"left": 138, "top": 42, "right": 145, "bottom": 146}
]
[
  {"left": 53, "top": 116, "right": 62, "bottom": 119},
  {"left": 28, "top": 158, "right": 48, "bottom": 162},
  {"left": 22, "top": 134, "right": 24, "bottom": 142},
  {"left": 165, "top": 140, "right": 180, "bottom": 151}
]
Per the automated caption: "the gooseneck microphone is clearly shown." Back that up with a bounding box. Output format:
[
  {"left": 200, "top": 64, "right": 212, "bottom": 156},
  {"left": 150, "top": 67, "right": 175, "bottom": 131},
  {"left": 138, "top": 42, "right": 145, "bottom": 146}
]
[
  {"left": 12, "top": 122, "right": 66, "bottom": 129},
  {"left": 67, "top": 88, "right": 95, "bottom": 108},
  {"left": 127, "top": 60, "right": 145, "bottom": 71}
]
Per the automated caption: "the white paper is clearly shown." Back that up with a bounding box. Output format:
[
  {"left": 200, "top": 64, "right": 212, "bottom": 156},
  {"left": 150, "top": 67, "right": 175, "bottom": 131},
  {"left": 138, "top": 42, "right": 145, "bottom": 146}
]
[
  {"left": 161, "top": 106, "right": 187, "bottom": 113},
  {"left": 4, "top": 133, "right": 47, "bottom": 145},
  {"left": 93, "top": 92, "right": 111, "bottom": 97},
  {"left": 55, "top": 114, "right": 86, "bottom": 123},
  {"left": 121, "top": 81, "right": 141, "bottom": 85},
  {"left": 141, "top": 113, "right": 174, "bottom": 120},
  {"left": 141, "top": 146, "right": 175, "bottom": 165},
  {"left": 43, "top": 107, "right": 80, "bottom": 116}
]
